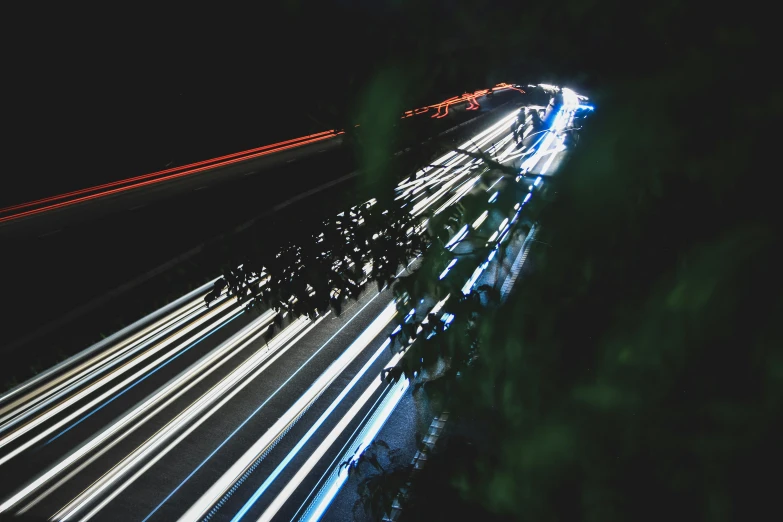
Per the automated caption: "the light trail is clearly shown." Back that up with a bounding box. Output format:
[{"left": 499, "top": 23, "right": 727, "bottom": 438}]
[
  {"left": 405, "top": 111, "right": 522, "bottom": 217},
  {"left": 0, "top": 133, "right": 340, "bottom": 224},
  {"left": 0, "top": 88, "right": 571, "bottom": 520},
  {"left": 16, "top": 310, "right": 276, "bottom": 515},
  {"left": 53, "top": 314, "right": 316, "bottom": 522},
  {"left": 1, "top": 272, "right": 265, "bottom": 461},
  {"left": 0, "top": 276, "right": 220, "bottom": 413},
  {"left": 213, "top": 134, "right": 519, "bottom": 519},
  {"left": 295, "top": 373, "right": 409, "bottom": 522},
  {"left": 395, "top": 108, "right": 521, "bottom": 194},
  {"left": 0, "top": 291, "right": 224, "bottom": 436},
  {"left": 138, "top": 260, "right": 416, "bottom": 522},
  {"left": 14, "top": 309, "right": 277, "bottom": 515},
  {"left": 406, "top": 109, "right": 520, "bottom": 191},
  {"left": 472, "top": 210, "right": 489, "bottom": 229},
  {"left": 230, "top": 292, "right": 450, "bottom": 522},
  {"left": 257, "top": 349, "right": 409, "bottom": 522},
  {"left": 0, "top": 297, "right": 241, "bottom": 468},
  {"left": 175, "top": 301, "right": 398, "bottom": 522},
  {"left": 1, "top": 83, "right": 526, "bottom": 225},
  {"left": 228, "top": 335, "right": 396, "bottom": 522},
  {"left": 263, "top": 302, "right": 464, "bottom": 521},
  {"left": 431, "top": 175, "right": 484, "bottom": 216},
  {"left": 89, "top": 314, "right": 326, "bottom": 522},
  {"left": 402, "top": 83, "right": 525, "bottom": 120},
  {"left": 0, "top": 132, "right": 337, "bottom": 216}
]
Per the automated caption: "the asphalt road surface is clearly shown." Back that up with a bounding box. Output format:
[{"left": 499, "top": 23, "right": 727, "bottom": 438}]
[
  {"left": 0, "top": 86, "right": 588, "bottom": 521},
  {"left": 0, "top": 87, "right": 525, "bottom": 361}
]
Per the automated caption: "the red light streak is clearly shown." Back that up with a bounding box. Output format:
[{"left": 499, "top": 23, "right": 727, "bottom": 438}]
[
  {"left": 0, "top": 132, "right": 340, "bottom": 224},
  {"left": 403, "top": 83, "right": 523, "bottom": 120},
  {"left": 0, "top": 130, "right": 336, "bottom": 217},
  {"left": 0, "top": 83, "right": 524, "bottom": 224}
]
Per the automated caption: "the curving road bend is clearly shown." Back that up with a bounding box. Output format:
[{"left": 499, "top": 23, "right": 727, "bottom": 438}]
[{"left": 0, "top": 85, "right": 589, "bottom": 521}]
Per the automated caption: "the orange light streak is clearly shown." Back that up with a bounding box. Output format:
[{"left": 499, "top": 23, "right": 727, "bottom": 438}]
[{"left": 1, "top": 83, "right": 524, "bottom": 222}]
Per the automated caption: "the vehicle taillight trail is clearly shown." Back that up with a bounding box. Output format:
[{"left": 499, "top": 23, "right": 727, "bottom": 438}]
[{"left": 0, "top": 83, "right": 524, "bottom": 225}]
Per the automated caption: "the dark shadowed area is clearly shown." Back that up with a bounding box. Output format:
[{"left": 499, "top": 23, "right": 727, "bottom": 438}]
[{"left": 1, "top": 0, "right": 779, "bottom": 520}]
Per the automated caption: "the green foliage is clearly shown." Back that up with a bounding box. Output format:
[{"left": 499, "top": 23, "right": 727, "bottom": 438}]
[
  {"left": 342, "top": 440, "right": 411, "bottom": 522},
  {"left": 216, "top": 198, "right": 430, "bottom": 332},
  {"left": 393, "top": 20, "right": 782, "bottom": 522},
  {"left": 216, "top": 126, "right": 526, "bottom": 379},
  {"left": 380, "top": 165, "right": 533, "bottom": 392}
]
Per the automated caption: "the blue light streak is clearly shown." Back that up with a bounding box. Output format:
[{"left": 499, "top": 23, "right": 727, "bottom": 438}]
[
  {"left": 140, "top": 292, "right": 384, "bottom": 522},
  {"left": 229, "top": 339, "right": 393, "bottom": 522},
  {"left": 45, "top": 312, "right": 242, "bottom": 446}
]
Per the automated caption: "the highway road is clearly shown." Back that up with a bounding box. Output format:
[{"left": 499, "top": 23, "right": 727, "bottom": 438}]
[
  {"left": 0, "top": 85, "right": 526, "bottom": 365},
  {"left": 0, "top": 83, "right": 525, "bottom": 232},
  {"left": 0, "top": 85, "right": 589, "bottom": 521}
]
